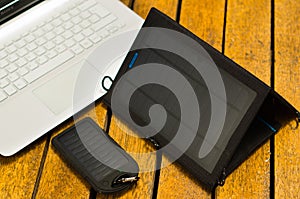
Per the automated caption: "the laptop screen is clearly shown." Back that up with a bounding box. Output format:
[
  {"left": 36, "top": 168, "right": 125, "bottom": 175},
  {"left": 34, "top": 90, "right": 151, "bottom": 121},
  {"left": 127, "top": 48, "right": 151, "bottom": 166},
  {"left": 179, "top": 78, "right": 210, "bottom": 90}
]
[{"left": 0, "top": 0, "right": 43, "bottom": 25}]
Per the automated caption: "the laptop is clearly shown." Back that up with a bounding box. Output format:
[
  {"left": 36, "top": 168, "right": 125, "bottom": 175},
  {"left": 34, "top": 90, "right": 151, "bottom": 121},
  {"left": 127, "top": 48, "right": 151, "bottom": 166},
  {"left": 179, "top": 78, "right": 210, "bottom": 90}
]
[{"left": 0, "top": 0, "right": 143, "bottom": 156}]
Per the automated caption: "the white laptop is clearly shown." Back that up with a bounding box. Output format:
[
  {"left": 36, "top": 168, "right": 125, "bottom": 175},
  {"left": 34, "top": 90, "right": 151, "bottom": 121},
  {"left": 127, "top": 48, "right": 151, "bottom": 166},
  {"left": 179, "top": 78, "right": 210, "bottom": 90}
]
[{"left": 0, "top": 0, "right": 143, "bottom": 156}]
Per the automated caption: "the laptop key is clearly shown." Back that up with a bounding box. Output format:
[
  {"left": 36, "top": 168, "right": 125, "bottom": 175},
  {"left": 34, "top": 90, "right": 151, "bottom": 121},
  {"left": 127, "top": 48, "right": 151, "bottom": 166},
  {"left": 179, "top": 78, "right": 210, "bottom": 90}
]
[
  {"left": 82, "top": 28, "right": 93, "bottom": 37},
  {"left": 15, "top": 40, "right": 26, "bottom": 48},
  {"left": 74, "top": 34, "right": 84, "bottom": 42},
  {"left": 89, "top": 33, "right": 102, "bottom": 43},
  {"left": 98, "top": 30, "right": 110, "bottom": 38},
  {"left": 17, "top": 67, "right": 29, "bottom": 76},
  {"left": 65, "top": 39, "right": 76, "bottom": 48},
  {"left": 55, "top": 45, "right": 66, "bottom": 53},
  {"left": 16, "top": 58, "right": 27, "bottom": 67},
  {"left": 46, "top": 50, "right": 58, "bottom": 59},
  {"left": 17, "top": 49, "right": 28, "bottom": 57},
  {"left": 35, "top": 47, "right": 46, "bottom": 56},
  {"left": 25, "top": 35, "right": 35, "bottom": 43},
  {"left": 6, "top": 65, "right": 18, "bottom": 73},
  {"left": 0, "top": 60, "right": 9, "bottom": 68},
  {"left": 80, "top": 39, "right": 93, "bottom": 49},
  {"left": 107, "top": 26, "right": 119, "bottom": 34},
  {"left": 26, "top": 43, "right": 38, "bottom": 51},
  {"left": 45, "top": 41, "right": 56, "bottom": 50},
  {"left": 0, "top": 79, "right": 9, "bottom": 88},
  {"left": 89, "top": 15, "right": 100, "bottom": 23},
  {"left": 0, "top": 91, "right": 7, "bottom": 102},
  {"left": 0, "top": 69, "right": 8, "bottom": 79},
  {"left": 71, "top": 45, "right": 84, "bottom": 54},
  {"left": 71, "top": 25, "right": 82, "bottom": 34},
  {"left": 61, "top": 13, "right": 71, "bottom": 22},
  {"left": 62, "top": 31, "right": 73, "bottom": 39},
  {"left": 4, "top": 85, "right": 17, "bottom": 96},
  {"left": 53, "top": 36, "right": 64, "bottom": 45},
  {"left": 80, "top": 20, "right": 91, "bottom": 29},
  {"left": 27, "top": 62, "right": 38, "bottom": 71},
  {"left": 14, "top": 79, "right": 27, "bottom": 90},
  {"left": 71, "top": 16, "right": 82, "bottom": 25},
  {"left": 81, "top": 11, "right": 91, "bottom": 19},
  {"left": 7, "top": 73, "right": 19, "bottom": 82},
  {"left": 8, "top": 54, "right": 18, "bottom": 62},
  {"left": 0, "top": 51, "right": 7, "bottom": 59},
  {"left": 36, "top": 56, "right": 48, "bottom": 65},
  {"left": 25, "top": 53, "right": 35, "bottom": 62},
  {"left": 6, "top": 45, "right": 17, "bottom": 53},
  {"left": 70, "top": 8, "right": 80, "bottom": 16}
]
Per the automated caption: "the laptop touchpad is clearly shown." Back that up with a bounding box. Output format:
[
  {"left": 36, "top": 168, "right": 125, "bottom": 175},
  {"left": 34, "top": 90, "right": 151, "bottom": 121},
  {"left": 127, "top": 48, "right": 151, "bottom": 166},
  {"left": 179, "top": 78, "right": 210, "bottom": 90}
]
[{"left": 33, "top": 60, "right": 101, "bottom": 115}]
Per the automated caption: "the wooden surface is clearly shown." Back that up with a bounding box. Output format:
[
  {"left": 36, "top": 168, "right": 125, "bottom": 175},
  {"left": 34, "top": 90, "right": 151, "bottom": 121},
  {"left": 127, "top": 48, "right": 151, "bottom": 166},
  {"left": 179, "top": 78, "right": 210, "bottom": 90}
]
[
  {"left": 0, "top": 139, "right": 45, "bottom": 198},
  {"left": 0, "top": 0, "right": 299, "bottom": 198},
  {"left": 133, "top": 0, "right": 178, "bottom": 19}
]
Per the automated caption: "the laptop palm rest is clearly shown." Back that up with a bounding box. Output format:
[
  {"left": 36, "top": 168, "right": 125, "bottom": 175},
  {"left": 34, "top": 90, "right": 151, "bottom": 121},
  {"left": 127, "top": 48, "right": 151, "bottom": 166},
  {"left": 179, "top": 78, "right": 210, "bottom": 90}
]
[{"left": 33, "top": 60, "right": 101, "bottom": 115}]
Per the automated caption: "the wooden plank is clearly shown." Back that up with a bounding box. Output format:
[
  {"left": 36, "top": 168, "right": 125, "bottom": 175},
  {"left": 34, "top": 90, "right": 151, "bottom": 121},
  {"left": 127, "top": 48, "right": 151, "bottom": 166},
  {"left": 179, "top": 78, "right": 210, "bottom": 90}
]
[
  {"left": 133, "top": 0, "right": 178, "bottom": 19},
  {"left": 97, "top": 1, "right": 179, "bottom": 199},
  {"left": 35, "top": 102, "right": 107, "bottom": 199},
  {"left": 156, "top": 0, "right": 225, "bottom": 198},
  {"left": 217, "top": 0, "right": 271, "bottom": 198},
  {"left": 274, "top": 0, "right": 300, "bottom": 198},
  {"left": 120, "top": 0, "right": 131, "bottom": 7},
  {"left": 0, "top": 140, "right": 46, "bottom": 198},
  {"left": 180, "top": 0, "right": 225, "bottom": 51}
]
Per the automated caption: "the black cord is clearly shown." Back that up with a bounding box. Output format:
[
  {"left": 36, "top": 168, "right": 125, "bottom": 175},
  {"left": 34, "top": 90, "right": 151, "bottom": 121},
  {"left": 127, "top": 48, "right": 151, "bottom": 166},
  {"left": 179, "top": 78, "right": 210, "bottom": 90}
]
[
  {"left": 129, "top": 0, "right": 135, "bottom": 10},
  {"left": 101, "top": 76, "right": 114, "bottom": 92}
]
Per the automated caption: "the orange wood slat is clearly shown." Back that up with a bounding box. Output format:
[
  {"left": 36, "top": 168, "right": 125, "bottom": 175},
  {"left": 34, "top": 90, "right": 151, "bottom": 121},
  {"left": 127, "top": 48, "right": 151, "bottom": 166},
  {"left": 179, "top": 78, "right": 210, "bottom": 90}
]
[
  {"left": 120, "top": 0, "right": 131, "bottom": 7},
  {"left": 0, "top": 140, "right": 46, "bottom": 198},
  {"left": 133, "top": 0, "right": 178, "bottom": 19},
  {"left": 274, "top": 0, "right": 300, "bottom": 198}
]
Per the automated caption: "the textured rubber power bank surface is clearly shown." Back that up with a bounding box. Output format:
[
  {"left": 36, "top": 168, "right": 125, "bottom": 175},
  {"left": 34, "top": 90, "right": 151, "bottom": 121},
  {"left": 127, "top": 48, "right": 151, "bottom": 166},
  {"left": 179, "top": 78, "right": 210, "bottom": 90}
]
[{"left": 52, "top": 118, "right": 139, "bottom": 193}]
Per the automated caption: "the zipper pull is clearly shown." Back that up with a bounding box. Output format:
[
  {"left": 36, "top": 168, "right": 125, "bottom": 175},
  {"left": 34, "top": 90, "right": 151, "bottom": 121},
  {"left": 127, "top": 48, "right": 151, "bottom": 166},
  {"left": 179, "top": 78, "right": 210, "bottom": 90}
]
[{"left": 217, "top": 168, "right": 226, "bottom": 186}]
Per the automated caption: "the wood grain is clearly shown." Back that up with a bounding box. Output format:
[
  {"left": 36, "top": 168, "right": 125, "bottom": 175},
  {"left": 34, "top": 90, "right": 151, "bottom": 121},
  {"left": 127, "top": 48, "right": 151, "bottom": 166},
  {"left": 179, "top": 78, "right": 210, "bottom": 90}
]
[
  {"left": 35, "top": 102, "right": 107, "bottom": 199},
  {"left": 274, "top": 0, "right": 300, "bottom": 198},
  {"left": 133, "top": 0, "right": 178, "bottom": 19},
  {"left": 0, "top": 139, "right": 46, "bottom": 198},
  {"left": 120, "top": 0, "right": 131, "bottom": 7},
  {"left": 180, "top": 0, "right": 226, "bottom": 51},
  {"left": 156, "top": 0, "right": 225, "bottom": 198},
  {"left": 216, "top": 0, "right": 271, "bottom": 198}
]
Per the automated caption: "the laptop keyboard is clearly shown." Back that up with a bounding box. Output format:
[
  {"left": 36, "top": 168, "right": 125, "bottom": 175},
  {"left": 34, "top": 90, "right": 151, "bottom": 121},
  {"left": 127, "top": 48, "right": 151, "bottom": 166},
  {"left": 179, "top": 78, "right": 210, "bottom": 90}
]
[{"left": 0, "top": 0, "right": 125, "bottom": 102}]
